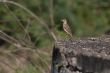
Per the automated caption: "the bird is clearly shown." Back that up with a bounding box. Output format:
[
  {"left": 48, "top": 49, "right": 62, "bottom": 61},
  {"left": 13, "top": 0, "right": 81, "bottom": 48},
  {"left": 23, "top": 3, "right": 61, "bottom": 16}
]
[{"left": 61, "top": 19, "right": 73, "bottom": 37}]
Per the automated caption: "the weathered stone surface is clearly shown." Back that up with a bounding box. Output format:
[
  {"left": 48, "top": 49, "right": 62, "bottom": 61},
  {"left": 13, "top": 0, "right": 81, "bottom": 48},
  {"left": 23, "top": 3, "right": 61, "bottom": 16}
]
[{"left": 51, "top": 35, "right": 110, "bottom": 73}]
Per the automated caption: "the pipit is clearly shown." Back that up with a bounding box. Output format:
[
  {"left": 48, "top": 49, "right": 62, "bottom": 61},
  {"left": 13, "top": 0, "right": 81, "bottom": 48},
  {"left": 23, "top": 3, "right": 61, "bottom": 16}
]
[{"left": 61, "top": 19, "right": 73, "bottom": 37}]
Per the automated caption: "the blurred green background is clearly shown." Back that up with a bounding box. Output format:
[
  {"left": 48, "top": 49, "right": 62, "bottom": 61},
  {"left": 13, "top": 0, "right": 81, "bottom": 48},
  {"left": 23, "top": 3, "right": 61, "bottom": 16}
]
[{"left": 0, "top": 0, "right": 110, "bottom": 73}]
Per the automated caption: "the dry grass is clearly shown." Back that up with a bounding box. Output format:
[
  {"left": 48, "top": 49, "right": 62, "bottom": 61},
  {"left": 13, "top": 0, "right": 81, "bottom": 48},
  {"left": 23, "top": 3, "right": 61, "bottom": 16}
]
[
  {"left": 0, "top": 48, "right": 51, "bottom": 73},
  {"left": 0, "top": 0, "right": 55, "bottom": 73}
]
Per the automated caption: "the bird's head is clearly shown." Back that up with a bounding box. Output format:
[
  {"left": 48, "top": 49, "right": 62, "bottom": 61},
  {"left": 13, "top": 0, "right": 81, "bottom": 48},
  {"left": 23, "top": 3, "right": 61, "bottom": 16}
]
[{"left": 61, "top": 19, "right": 67, "bottom": 24}]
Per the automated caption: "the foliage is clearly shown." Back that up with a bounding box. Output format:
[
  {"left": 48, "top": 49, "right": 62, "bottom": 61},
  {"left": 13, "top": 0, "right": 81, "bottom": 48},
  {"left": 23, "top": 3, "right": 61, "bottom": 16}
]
[{"left": 0, "top": 0, "right": 110, "bottom": 73}]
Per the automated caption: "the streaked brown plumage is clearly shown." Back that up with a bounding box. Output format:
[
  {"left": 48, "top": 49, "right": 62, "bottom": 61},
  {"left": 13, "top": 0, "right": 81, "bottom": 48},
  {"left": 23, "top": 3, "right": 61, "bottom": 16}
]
[{"left": 61, "top": 19, "right": 73, "bottom": 37}]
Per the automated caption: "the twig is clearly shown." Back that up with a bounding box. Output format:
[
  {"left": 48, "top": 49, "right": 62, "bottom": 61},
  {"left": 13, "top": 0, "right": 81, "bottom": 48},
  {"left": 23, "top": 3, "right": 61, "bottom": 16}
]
[
  {"left": 48, "top": 0, "right": 59, "bottom": 42},
  {"left": 24, "top": 18, "right": 31, "bottom": 40},
  {"left": 3, "top": 3, "right": 32, "bottom": 44},
  {"left": 0, "top": 30, "right": 31, "bottom": 50},
  {"left": 49, "top": 0, "right": 55, "bottom": 26}
]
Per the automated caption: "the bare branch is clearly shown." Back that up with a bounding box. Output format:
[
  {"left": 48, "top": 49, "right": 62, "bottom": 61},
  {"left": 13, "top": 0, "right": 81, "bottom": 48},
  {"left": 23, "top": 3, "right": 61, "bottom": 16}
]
[
  {"left": 0, "top": 0, "right": 55, "bottom": 39},
  {"left": 3, "top": 3, "right": 32, "bottom": 44},
  {"left": 49, "top": 0, "right": 55, "bottom": 26}
]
